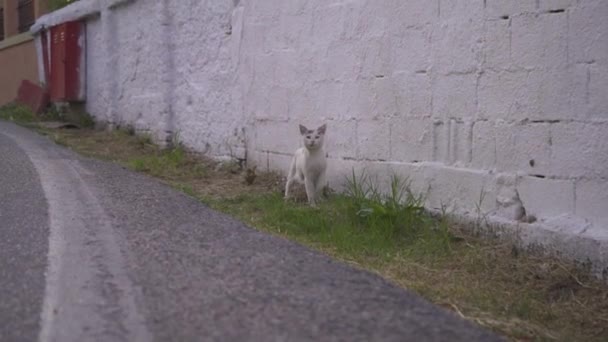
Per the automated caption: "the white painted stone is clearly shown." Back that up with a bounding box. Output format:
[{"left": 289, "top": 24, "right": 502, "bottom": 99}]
[
  {"left": 390, "top": 118, "right": 433, "bottom": 163},
  {"left": 495, "top": 122, "right": 552, "bottom": 176},
  {"left": 589, "top": 64, "right": 608, "bottom": 120},
  {"left": 538, "top": 0, "right": 576, "bottom": 12},
  {"left": 392, "top": 71, "right": 432, "bottom": 118},
  {"left": 357, "top": 120, "right": 390, "bottom": 161},
  {"left": 568, "top": 0, "right": 608, "bottom": 65},
  {"left": 254, "top": 120, "right": 298, "bottom": 155},
  {"left": 576, "top": 180, "right": 608, "bottom": 230},
  {"left": 431, "top": 15, "right": 483, "bottom": 74},
  {"left": 478, "top": 70, "right": 539, "bottom": 121},
  {"left": 483, "top": 18, "right": 511, "bottom": 70},
  {"left": 485, "top": 0, "right": 537, "bottom": 19},
  {"left": 390, "top": 27, "right": 431, "bottom": 73},
  {"left": 471, "top": 120, "right": 496, "bottom": 170},
  {"left": 518, "top": 176, "right": 575, "bottom": 218},
  {"left": 433, "top": 73, "right": 478, "bottom": 119},
  {"left": 432, "top": 120, "right": 449, "bottom": 163},
  {"left": 511, "top": 12, "right": 568, "bottom": 70},
  {"left": 424, "top": 165, "right": 496, "bottom": 215},
  {"left": 551, "top": 122, "right": 608, "bottom": 179},
  {"left": 325, "top": 120, "right": 357, "bottom": 160}
]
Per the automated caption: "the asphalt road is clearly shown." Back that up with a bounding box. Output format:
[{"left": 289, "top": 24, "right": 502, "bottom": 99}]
[{"left": 0, "top": 121, "right": 503, "bottom": 342}]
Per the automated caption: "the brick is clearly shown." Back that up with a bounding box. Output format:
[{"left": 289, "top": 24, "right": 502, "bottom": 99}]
[
  {"left": 484, "top": 18, "right": 511, "bottom": 70},
  {"left": 511, "top": 13, "right": 568, "bottom": 70},
  {"left": 267, "top": 152, "right": 293, "bottom": 175},
  {"left": 357, "top": 120, "right": 390, "bottom": 160},
  {"left": 343, "top": 80, "right": 375, "bottom": 120},
  {"left": 254, "top": 121, "right": 298, "bottom": 155},
  {"left": 373, "top": 76, "right": 398, "bottom": 117},
  {"left": 390, "top": 117, "right": 433, "bottom": 162},
  {"left": 568, "top": 1, "right": 608, "bottom": 64},
  {"left": 359, "top": 36, "right": 392, "bottom": 78},
  {"left": 392, "top": 71, "right": 432, "bottom": 118},
  {"left": 495, "top": 122, "right": 552, "bottom": 175},
  {"left": 538, "top": 0, "right": 575, "bottom": 12},
  {"left": 325, "top": 157, "right": 361, "bottom": 191},
  {"left": 485, "top": 0, "right": 537, "bottom": 19},
  {"left": 324, "top": 120, "right": 357, "bottom": 160},
  {"left": 432, "top": 120, "right": 449, "bottom": 163},
  {"left": 531, "top": 68, "right": 577, "bottom": 121},
  {"left": 447, "top": 119, "right": 474, "bottom": 166},
  {"left": 518, "top": 176, "right": 575, "bottom": 218},
  {"left": 433, "top": 73, "right": 477, "bottom": 119},
  {"left": 575, "top": 180, "right": 608, "bottom": 229},
  {"left": 423, "top": 164, "right": 496, "bottom": 215},
  {"left": 320, "top": 43, "right": 358, "bottom": 82},
  {"left": 472, "top": 120, "right": 496, "bottom": 170},
  {"left": 384, "top": 0, "right": 439, "bottom": 30},
  {"left": 431, "top": 17, "right": 483, "bottom": 74},
  {"left": 478, "top": 70, "right": 538, "bottom": 121},
  {"left": 390, "top": 27, "right": 430, "bottom": 73},
  {"left": 589, "top": 64, "right": 608, "bottom": 120},
  {"left": 551, "top": 122, "right": 608, "bottom": 179}
]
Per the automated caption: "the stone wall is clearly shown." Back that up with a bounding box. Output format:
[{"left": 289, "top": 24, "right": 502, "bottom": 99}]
[{"left": 33, "top": 0, "right": 608, "bottom": 268}]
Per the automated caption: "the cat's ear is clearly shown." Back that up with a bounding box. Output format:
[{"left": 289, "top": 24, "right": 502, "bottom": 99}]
[
  {"left": 299, "top": 124, "right": 308, "bottom": 135},
  {"left": 317, "top": 124, "right": 327, "bottom": 135}
]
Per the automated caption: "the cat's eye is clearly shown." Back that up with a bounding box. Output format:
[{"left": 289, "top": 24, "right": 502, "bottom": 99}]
[
  {"left": 306, "top": 136, "right": 311, "bottom": 139},
  {"left": 315, "top": 136, "right": 319, "bottom": 139}
]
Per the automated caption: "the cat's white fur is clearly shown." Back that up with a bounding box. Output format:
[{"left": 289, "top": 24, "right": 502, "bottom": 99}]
[{"left": 284, "top": 124, "right": 327, "bottom": 206}]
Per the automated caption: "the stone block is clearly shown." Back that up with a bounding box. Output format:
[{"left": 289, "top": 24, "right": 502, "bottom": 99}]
[
  {"left": 471, "top": 120, "right": 496, "bottom": 170},
  {"left": 511, "top": 12, "right": 568, "bottom": 70},
  {"left": 485, "top": 0, "right": 537, "bottom": 19},
  {"left": 478, "top": 70, "right": 539, "bottom": 121},
  {"left": 390, "top": 117, "right": 433, "bottom": 163},
  {"left": 254, "top": 120, "right": 299, "bottom": 155},
  {"left": 431, "top": 17, "right": 483, "bottom": 74},
  {"left": 575, "top": 180, "right": 608, "bottom": 230},
  {"left": 538, "top": 0, "right": 576, "bottom": 12},
  {"left": 589, "top": 64, "right": 608, "bottom": 120},
  {"left": 423, "top": 164, "right": 496, "bottom": 215},
  {"left": 433, "top": 73, "right": 477, "bottom": 119},
  {"left": 550, "top": 122, "right": 608, "bottom": 179},
  {"left": 392, "top": 71, "right": 432, "bottom": 118},
  {"left": 357, "top": 120, "right": 390, "bottom": 161},
  {"left": 390, "top": 27, "right": 431, "bottom": 73},
  {"left": 495, "top": 122, "right": 552, "bottom": 175},
  {"left": 517, "top": 176, "right": 575, "bottom": 218},
  {"left": 484, "top": 18, "right": 511, "bottom": 70},
  {"left": 324, "top": 120, "right": 357, "bottom": 160},
  {"left": 568, "top": 0, "right": 608, "bottom": 64}
]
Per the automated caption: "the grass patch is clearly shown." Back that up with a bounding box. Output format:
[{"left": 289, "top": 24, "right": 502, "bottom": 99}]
[
  {"left": 0, "top": 104, "right": 37, "bottom": 123},
  {"left": 3, "top": 103, "right": 607, "bottom": 341}
]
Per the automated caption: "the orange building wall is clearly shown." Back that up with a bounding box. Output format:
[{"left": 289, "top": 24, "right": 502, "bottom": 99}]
[{"left": 0, "top": 38, "right": 39, "bottom": 105}]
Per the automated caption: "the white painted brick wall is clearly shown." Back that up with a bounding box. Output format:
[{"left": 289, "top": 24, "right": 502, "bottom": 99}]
[{"left": 36, "top": 0, "right": 608, "bottom": 262}]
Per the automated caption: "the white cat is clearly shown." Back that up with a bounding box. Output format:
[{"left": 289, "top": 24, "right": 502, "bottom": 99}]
[{"left": 284, "top": 124, "right": 327, "bottom": 206}]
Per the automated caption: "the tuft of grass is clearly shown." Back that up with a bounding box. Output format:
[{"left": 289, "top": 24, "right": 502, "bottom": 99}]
[{"left": 0, "top": 104, "right": 37, "bottom": 123}]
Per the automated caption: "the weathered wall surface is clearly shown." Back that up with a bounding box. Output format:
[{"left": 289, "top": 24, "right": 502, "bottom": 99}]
[
  {"left": 34, "top": 0, "right": 608, "bottom": 266},
  {"left": 0, "top": 37, "right": 39, "bottom": 105}
]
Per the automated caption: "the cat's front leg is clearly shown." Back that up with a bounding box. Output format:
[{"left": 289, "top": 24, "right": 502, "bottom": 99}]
[
  {"left": 304, "top": 177, "right": 317, "bottom": 207},
  {"left": 315, "top": 170, "right": 327, "bottom": 201}
]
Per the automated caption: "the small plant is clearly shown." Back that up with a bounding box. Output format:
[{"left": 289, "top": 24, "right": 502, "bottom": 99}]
[
  {"left": 344, "top": 170, "right": 434, "bottom": 245},
  {"left": 0, "top": 104, "right": 36, "bottom": 123}
]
